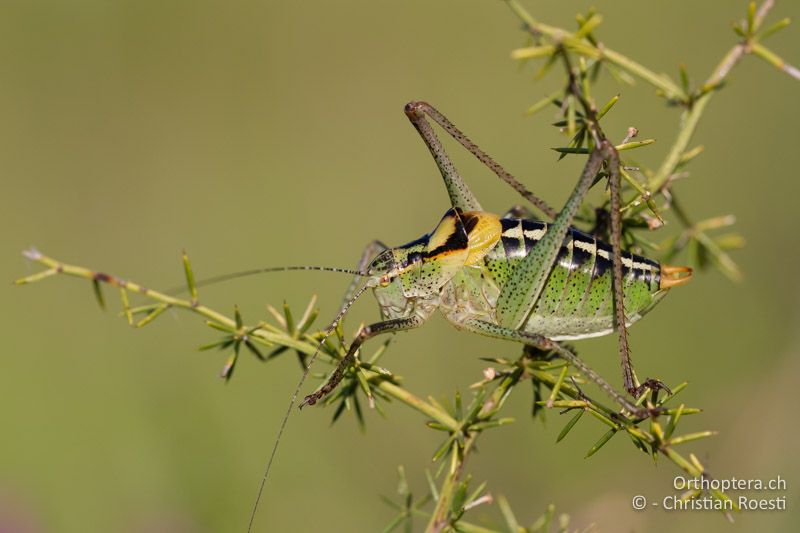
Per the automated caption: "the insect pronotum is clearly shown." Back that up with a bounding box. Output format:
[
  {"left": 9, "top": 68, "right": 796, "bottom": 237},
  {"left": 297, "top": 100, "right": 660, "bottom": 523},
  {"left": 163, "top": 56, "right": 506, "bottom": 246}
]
[{"left": 243, "top": 101, "right": 692, "bottom": 529}]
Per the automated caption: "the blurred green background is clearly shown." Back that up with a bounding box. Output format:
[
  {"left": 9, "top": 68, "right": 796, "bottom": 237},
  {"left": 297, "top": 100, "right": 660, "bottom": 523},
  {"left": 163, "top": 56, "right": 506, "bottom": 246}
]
[{"left": 2, "top": 1, "right": 798, "bottom": 531}]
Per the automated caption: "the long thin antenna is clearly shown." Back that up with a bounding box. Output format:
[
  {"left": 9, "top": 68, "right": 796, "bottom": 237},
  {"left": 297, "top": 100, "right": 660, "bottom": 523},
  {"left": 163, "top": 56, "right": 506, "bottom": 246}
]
[
  {"left": 246, "top": 282, "right": 371, "bottom": 532},
  {"left": 165, "top": 265, "right": 365, "bottom": 295}
]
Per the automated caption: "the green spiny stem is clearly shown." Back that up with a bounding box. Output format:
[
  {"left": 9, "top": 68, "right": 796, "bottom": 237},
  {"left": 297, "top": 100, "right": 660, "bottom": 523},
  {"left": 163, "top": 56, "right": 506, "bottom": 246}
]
[
  {"left": 378, "top": 381, "right": 459, "bottom": 431},
  {"left": 426, "top": 435, "right": 477, "bottom": 533},
  {"left": 16, "top": 249, "right": 461, "bottom": 431},
  {"left": 479, "top": 367, "right": 524, "bottom": 420},
  {"left": 669, "top": 195, "right": 743, "bottom": 281},
  {"left": 15, "top": 2, "right": 795, "bottom": 529},
  {"left": 16, "top": 249, "right": 321, "bottom": 355},
  {"left": 647, "top": 92, "right": 711, "bottom": 192},
  {"left": 504, "top": 0, "right": 685, "bottom": 100},
  {"left": 527, "top": 363, "right": 723, "bottom": 498},
  {"left": 507, "top": 0, "right": 792, "bottom": 209},
  {"left": 17, "top": 249, "right": 233, "bottom": 326},
  {"left": 18, "top": 248, "right": 731, "bottom": 523},
  {"left": 648, "top": 1, "right": 782, "bottom": 192},
  {"left": 445, "top": 521, "right": 498, "bottom": 533}
]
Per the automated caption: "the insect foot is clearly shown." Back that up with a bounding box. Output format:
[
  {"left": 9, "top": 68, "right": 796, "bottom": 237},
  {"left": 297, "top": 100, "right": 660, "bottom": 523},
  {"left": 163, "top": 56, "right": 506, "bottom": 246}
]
[
  {"left": 299, "top": 351, "right": 358, "bottom": 409},
  {"left": 298, "top": 393, "right": 319, "bottom": 409},
  {"left": 630, "top": 378, "right": 672, "bottom": 399},
  {"left": 299, "top": 383, "right": 336, "bottom": 409}
]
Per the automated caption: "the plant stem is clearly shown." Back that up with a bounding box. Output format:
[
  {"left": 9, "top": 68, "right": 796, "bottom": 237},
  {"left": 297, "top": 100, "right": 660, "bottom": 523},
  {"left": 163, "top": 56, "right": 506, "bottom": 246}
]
[
  {"left": 647, "top": 94, "right": 710, "bottom": 192},
  {"left": 648, "top": 41, "right": 747, "bottom": 192},
  {"left": 504, "top": 0, "right": 685, "bottom": 100},
  {"left": 526, "top": 360, "right": 719, "bottom": 492},
  {"left": 15, "top": 249, "right": 325, "bottom": 355},
  {"left": 378, "top": 381, "right": 459, "bottom": 430},
  {"left": 426, "top": 435, "right": 477, "bottom": 533}
]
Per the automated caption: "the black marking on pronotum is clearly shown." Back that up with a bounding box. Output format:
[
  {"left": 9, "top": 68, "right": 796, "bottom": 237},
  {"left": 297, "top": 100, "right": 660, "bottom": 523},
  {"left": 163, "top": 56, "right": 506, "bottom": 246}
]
[
  {"left": 398, "top": 235, "right": 428, "bottom": 252},
  {"left": 406, "top": 251, "right": 424, "bottom": 266},
  {"left": 425, "top": 210, "right": 469, "bottom": 258},
  {"left": 426, "top": 231, "right": 468, "bottom": 257},
  {"left": 461, "top": 212, "right": 481, "bottom": 235}
]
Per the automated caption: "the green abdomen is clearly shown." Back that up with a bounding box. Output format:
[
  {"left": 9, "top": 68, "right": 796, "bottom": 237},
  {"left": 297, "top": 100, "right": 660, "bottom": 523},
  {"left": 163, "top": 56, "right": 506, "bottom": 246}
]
[{"left": 484, "top": 218, "right": 666, "bottom": 340}]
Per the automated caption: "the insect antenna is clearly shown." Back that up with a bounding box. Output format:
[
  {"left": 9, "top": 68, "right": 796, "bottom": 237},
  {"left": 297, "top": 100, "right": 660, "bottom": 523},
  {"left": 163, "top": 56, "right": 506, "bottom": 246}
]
[
  {"left": 164, "top": 265, "right": 365, "bottom": 295},
  {"left": 246, "top": 281, "right": 371, "bottom": 532},
  {"left": 163, "top": 259, "right": 371, "bottom": 529}
]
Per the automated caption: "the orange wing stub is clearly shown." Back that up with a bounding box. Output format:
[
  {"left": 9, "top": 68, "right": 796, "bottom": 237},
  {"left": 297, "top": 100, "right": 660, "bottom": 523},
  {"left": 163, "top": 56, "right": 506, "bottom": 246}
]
[{"left": 659, "top": 264, "right": 693, "bottom": 289}]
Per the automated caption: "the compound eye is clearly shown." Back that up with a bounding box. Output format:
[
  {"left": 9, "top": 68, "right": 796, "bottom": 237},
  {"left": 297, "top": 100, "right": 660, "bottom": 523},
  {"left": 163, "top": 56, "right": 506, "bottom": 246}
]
[{"left": 379, "top": 275, "right": 391, "bottom": 287}]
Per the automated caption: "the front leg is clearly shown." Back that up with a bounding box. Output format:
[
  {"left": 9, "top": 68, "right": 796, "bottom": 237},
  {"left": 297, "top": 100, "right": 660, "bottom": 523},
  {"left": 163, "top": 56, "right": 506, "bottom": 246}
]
[{"left": 300, "top": 316, "right": 424, "bottom": 408}]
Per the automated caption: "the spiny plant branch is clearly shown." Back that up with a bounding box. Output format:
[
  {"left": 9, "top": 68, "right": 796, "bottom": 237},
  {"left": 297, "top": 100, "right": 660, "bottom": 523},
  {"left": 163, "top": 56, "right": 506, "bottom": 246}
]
[
  {"left": 17, "top": 251, "right": 730, "bottom": 529},
  {"left": 508, "top": 0, "right": 797, "bottom": 284},
  {"left": 15, "top": 1, "right": 798, "bottom": 531},
  {"left": 506, "top": 0, "right": 686, "bottom": 101}
]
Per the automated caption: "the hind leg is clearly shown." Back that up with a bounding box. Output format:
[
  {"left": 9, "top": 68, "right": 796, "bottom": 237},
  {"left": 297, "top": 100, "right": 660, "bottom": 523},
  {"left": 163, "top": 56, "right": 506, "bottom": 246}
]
[
  {"left": 405, "top": 101, "right": 556, "bottom": 219},
  {"left": 459, "top": 318, "right": 644, "bottom": 415}
]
